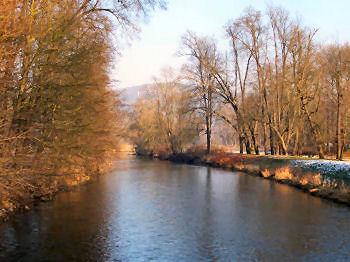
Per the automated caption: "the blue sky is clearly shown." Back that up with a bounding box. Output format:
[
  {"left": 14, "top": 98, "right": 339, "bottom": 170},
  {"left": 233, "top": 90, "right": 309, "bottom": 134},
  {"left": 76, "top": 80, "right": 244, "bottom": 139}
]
[{"left": 114, "top": 0, "right": 350, "bottom": 89}]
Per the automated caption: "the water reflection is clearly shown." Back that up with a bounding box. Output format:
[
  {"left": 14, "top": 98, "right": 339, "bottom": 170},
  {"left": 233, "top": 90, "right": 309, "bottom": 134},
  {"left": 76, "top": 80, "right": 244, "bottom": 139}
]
[{"left": 0, "top": 158, "right": 350, "bottom": 261}]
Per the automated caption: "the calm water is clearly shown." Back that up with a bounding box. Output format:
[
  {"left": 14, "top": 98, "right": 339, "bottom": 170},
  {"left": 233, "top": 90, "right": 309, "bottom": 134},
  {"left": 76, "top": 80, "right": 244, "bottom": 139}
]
[{"left": 1, "top": 157, "right": 350, "bottom": 262}]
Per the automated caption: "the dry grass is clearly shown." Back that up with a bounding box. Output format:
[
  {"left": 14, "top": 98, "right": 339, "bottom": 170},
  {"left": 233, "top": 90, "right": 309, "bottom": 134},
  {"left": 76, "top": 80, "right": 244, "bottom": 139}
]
[
  {"left": 297, "top": 173, "right": 323, "bottom": 187},
  {"left": 261, "top": 169, "right": 272, "bottom": 178},
  {"left": 274, "top": 167, "right": 294, "bottom": 181}
]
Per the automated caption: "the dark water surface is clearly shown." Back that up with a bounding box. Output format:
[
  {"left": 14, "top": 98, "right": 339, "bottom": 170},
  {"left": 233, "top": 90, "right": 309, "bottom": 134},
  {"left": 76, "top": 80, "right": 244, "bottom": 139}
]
[{"left": 1, "top": 157, "right": 350, "bottom": 262}]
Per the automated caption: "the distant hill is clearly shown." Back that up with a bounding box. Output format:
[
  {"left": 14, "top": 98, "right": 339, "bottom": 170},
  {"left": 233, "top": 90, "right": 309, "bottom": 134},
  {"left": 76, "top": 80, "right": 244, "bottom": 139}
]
[{"left": 120, "top": 84, "right": 150, "bottom": 105}]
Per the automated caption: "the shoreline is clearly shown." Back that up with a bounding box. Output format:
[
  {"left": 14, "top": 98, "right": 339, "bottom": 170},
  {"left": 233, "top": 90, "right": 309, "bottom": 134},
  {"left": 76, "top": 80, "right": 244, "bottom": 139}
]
[
  {"left": 0, "top": 153, "right": 130, "bottom": 223},
  {"left": 0, "top": 155, "right": 120, "bottom": 223},
  {"left": 0, "top": 172, "right": 99, "bottom": 222},
  {"left": 155, "top": 151, "right": 350, "bottom": 206},
  {"left": 2, "top": 151, "right": 349, "bottom": 222}
]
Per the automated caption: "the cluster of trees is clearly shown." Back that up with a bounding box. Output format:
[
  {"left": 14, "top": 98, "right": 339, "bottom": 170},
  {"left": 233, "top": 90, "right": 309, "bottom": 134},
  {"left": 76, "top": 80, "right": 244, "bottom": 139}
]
[
  {"left": 0, "top": 0, "right": 164, "bottom": 181},
  {"left": 131, "top": 68, "right": 200, "bottom": 155},
  {"left": 133, "top": 6, "right": 350, "bottom": 160}
]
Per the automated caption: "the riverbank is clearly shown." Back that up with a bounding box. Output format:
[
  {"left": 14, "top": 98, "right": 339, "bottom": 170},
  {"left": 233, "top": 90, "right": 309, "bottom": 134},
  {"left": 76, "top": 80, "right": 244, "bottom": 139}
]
[
  {"left": 0, "top": 162, "right": 114, "bottom": 222},
  {"left": 0, "top": 174, "right": 86, "bottom": 222},
  {"left": 157, "top": 151, "right": 350, "bottom": 206}
]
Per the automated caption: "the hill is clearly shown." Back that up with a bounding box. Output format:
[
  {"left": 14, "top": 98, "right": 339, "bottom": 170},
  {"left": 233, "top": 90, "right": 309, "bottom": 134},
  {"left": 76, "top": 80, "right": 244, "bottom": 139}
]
[{"left": 120, "top": 84, "right": 150, "bottom": 105}]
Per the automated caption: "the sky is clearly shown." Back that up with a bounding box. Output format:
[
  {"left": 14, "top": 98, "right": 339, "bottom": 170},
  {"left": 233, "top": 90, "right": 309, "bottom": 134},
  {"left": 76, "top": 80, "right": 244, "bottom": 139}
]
[{"left": 114, "top": 0, "right": 350, "bottom": 89}]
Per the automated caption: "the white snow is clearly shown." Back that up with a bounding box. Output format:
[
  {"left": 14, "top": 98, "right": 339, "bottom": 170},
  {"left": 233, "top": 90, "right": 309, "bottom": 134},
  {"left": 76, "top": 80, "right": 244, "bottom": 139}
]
[{"left": 291, "top": 159, "right": 350, "bottom": 177}]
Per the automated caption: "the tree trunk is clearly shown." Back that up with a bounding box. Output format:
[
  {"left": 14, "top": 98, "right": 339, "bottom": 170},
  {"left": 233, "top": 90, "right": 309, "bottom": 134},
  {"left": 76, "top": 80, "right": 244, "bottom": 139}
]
[
  {"left": 206, "top": 115, "right": 211, "bottom": 154},
  {"left": 239, "top": 135, "right": 244, "bottom": 154},
  {"left": 292, "top": 129, "right": 299, "bottom": 156},
  {"left": 252, "top": 135, "right": 260, "bottom": 155},
  {"left": 249, "top": 125, "right": 259, "bottom": 155},
  {"left": 269, "top": 126, "right": 275, "bottom": 155},
  {"left": 317, "top": 143, "right": 325, "bottom": 159},
  {"left": 336, "top": 93, "right": 342, "bottom": 160},
  {"left": 263, "top": 123, "right": 268, "bottom": 155},
  {"left": 271, "top": 126, "right": 288, "bottom": 155},
  {"left": 340, "top": 132, "right": 345, "bottom": 160},
  {"left": 245, "top": 139, "right": 251, "bottom": 154}
]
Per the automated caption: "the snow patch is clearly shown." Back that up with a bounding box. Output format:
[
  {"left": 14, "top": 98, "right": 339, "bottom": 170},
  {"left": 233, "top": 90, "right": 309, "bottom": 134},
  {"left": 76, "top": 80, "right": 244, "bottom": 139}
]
[{"left": 291, "top": 159, "right": 350, "bottom": 177}]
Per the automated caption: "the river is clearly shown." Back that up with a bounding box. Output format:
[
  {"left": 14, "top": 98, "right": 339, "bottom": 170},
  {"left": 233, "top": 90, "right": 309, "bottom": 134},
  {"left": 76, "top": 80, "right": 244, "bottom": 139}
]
[{"left": 1, "top": 156, "right": 350, "bottom": 261}]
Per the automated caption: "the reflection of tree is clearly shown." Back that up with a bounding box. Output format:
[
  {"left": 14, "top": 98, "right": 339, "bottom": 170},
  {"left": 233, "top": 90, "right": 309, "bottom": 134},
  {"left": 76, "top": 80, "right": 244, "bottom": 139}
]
[
  {"left": 0, "top": 175, "right": 118, "bottom": 261},
  {"left": 194, "top": 167, "right": 217, "bottom": 261},
  {"left": 236, "top": 174, "right": 328, "bottom": 260}
]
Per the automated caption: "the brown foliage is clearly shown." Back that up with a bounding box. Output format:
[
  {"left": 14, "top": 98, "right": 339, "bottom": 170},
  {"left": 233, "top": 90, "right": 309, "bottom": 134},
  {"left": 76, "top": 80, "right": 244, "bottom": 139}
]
[{"left": 0, "top": 0, "right": 166, "bottom": 218}]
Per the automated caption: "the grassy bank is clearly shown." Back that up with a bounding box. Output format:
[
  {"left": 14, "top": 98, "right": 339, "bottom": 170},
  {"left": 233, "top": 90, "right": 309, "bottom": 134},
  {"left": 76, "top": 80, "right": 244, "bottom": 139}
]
[{"left": 159, "top": 150, "right": 350, "bottom": 206}]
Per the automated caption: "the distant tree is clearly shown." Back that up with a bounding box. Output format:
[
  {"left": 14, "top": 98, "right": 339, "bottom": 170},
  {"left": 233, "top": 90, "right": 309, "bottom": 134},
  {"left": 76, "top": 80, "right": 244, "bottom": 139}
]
[{"left": 132, "top": 68, "right": 200, "bottom": 155}]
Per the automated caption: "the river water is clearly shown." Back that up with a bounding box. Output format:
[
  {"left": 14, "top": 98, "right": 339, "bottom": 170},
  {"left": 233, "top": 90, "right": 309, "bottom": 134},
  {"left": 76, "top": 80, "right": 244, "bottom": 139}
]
[{"left": 0, "top": 157, "right": 350, "bottom": 261}]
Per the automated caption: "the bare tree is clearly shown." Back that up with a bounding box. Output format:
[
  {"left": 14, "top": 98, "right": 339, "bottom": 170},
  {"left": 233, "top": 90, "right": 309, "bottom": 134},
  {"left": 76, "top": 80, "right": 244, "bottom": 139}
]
[
  {"left": 181, "top": 31, "right": 220, "bottom": 154},
  {"left": 321, "top": 43, "right": 350, "bottom": 160},
  {"left": 132, "top": 68, "right": 200, "bottom": 155},
  {"left": 225, "top": 8, "right": 268, "bottom": 155}
]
